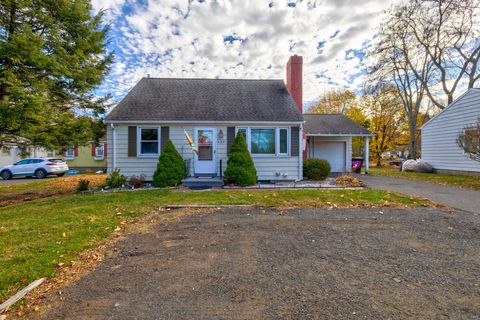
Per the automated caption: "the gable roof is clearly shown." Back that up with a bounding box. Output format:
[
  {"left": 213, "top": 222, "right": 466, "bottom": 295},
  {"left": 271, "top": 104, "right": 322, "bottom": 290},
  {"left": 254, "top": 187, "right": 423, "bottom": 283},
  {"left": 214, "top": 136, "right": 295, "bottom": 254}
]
[
  {"left": 421, "top": 88, "right": 480, "bottom": 130},
  {"left": 303, "top": 114, "right": 373, "bottom": 136},
  {"left": 105, "top": 78, "right": 304, "bottom": 123}
]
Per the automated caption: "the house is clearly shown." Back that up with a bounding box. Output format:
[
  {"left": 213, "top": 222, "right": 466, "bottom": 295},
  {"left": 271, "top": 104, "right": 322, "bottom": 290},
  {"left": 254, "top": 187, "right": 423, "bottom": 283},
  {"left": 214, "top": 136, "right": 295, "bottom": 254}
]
[
  {"left": 105, "top": 55, "right": 371, "bottom": 183},
  {"left": 421, "top": 88, "right": 480, "bottom": 175},
  {"left": 62, "top": 139, "right": 107, "bottom": 172},
  {"left": 0, "top": 144, "right": 54, "bottom": 167}
]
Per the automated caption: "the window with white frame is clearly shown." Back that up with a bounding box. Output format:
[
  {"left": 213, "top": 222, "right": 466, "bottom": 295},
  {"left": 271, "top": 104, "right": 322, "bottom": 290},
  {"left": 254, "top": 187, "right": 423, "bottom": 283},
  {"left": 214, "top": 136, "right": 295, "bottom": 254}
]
[
  {"left": 138, "top": 127, "right": 160, "bottom": 156},
  {"left": 236, "top": 127, "right": 290, "bottom": 156},
  {"left": 65, "top": 147, "right": 75, "bottom": 159},
  {"left": 278, "top": 127, "right": 289, "bottom": 155},
  {"left": 95, "top": 144, "right": 104, "bottom": 159}
]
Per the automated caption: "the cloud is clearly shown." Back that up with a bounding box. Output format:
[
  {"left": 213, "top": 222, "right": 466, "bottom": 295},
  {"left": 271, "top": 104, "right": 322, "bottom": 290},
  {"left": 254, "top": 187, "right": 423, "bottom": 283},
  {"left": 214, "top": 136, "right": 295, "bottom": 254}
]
[{"left": 94, "top": 0, "right": 399, "bottom": 105}]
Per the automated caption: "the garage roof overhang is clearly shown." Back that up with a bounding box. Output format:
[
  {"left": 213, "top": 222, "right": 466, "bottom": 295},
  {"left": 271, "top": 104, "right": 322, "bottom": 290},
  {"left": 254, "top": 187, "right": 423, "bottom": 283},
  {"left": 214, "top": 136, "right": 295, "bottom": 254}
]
[{"left": 306, "top": 133, "right": 375, "bottom": 137}]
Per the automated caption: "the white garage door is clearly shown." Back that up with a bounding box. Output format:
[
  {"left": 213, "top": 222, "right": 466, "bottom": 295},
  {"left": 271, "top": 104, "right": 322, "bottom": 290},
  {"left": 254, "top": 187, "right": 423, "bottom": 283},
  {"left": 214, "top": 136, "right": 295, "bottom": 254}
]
[{"left": 312, "top": 141, "right": 346, "bottom": 172}]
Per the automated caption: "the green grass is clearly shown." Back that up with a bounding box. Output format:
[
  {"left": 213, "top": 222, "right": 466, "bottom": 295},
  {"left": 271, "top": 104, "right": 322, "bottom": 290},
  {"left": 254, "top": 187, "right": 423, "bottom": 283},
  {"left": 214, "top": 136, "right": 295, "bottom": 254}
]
[
  {"left": 370, "top": 167, "right": 480, "bottom": 191},
  {"left": 0, "top": 188, "right": 429, "bottom": 300}
]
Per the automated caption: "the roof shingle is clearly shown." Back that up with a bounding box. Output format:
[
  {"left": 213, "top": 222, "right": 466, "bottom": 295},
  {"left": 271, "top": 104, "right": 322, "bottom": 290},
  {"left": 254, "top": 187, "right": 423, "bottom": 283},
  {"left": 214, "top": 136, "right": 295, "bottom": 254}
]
[
  {"left": 105, "top": 78, "right": 303, "bottom": 122},
  {"left": 303, "top": 114, "right": 373, "bottom": 135}
]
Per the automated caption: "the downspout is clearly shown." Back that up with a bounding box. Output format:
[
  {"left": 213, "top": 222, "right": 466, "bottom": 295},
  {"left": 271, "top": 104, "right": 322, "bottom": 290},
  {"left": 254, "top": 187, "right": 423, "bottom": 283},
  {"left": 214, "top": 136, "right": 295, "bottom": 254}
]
[{"left": 110, "top": 123, "right": 116, "bottom": 170}]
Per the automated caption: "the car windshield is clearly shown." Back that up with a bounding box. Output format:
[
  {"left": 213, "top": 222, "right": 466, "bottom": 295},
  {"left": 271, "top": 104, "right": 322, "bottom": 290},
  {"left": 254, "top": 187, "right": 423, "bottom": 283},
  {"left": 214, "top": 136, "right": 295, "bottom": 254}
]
[{"left": 48, "top": 159, "right": 64, "bottom": 163}]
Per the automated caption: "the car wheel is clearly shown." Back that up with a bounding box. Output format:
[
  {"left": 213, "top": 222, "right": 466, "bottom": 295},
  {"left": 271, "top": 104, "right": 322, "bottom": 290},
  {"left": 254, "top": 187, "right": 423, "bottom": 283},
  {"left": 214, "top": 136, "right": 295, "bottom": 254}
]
[
  {"left": 1, "top": 170, "right": 12, "bottom": 180},
  {"left": 57, "top": 173, "right": 65, "bottom": 177},
  {"left": 35, "top": 169, "right": 47, "bottom": 179}
]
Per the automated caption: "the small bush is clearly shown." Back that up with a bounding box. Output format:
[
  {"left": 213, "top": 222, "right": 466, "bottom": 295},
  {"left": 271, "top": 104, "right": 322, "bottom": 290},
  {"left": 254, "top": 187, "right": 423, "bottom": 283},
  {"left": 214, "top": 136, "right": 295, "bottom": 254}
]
[
  {"left": 303, "top": 158, "right": 331, "bottom": 180},
  {"left": 153, "top": 140, "right": 185, "bottom": 187},
  {"left": 76, "top": 179, "right": 90, "bottom": 192},
  {"left": 224, "top": 133, "right": 257, "bottom": 186},
  {"left": 128, "top": 174, "right": 146, "bottom": 188},
  {"left": 106, "top": 168, "right": 127, "bottom": 188}
]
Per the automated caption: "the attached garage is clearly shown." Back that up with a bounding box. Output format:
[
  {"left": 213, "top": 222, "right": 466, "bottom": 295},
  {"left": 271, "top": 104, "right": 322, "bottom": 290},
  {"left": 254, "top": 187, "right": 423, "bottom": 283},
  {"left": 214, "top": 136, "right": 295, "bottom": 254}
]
[
  {"left": 311, "top": 140, "right": 347, "bottom": 172},
  {"left": 303, "top": 114, "right": 374, "bottom": 173}
]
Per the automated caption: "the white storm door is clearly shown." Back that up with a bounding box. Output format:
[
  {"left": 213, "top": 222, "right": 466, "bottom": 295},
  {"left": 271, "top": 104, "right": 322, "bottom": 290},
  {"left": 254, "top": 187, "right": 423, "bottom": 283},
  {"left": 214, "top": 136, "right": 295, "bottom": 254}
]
[{"left": 194, "top": 127, "right": 217, "bottom": 175}]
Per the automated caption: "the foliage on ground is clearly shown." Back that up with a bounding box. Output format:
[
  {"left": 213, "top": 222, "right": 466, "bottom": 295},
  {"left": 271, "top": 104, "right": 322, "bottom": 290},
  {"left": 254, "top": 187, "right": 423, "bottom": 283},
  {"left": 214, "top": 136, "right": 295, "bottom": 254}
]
[
  {"left": 303, "top": 158, "right": 331, "bottom": 180},
  {"left": 224, "top": 133, "right": 257, "bottom": 186},
  {"left": 370, "top": 167, "right": 480, "bottom": 191},
  {"left": 335, "top": 176, "right": 365, "bottom": 187},
  {"left": 0, "top": 187, "right": 432, "bottom": 302},
  {"left": 0, "top": 175, "right": 106, "bottom": 207},
  {"left": 153, "top": 140, "right": 185, "bottom": 187}
]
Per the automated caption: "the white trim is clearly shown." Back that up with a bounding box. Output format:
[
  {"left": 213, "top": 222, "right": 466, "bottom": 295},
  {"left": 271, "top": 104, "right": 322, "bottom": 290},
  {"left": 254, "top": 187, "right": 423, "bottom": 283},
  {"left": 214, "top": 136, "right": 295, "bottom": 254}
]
[
  {"left": 105, "top": 120, "right": 304, "bottom": 125},
  {"left": 298, "top": 124, "right": 303, "bottom": 181},
  {"left": 235, "top": 126, "right": 292, "bottom": 157},
  {"left": 111, "top": 124, "right": 116, "bottom": 169},
  {"left": 277, "top": 127, "right": 290, "bottom": 156},
  {"left": 306, "top": 133, "right": 375, "bottom": 137},
  {"left": 94, "top": 143, "right": 105, "bottom": 160},
  {"left": 421, "top": 89, "right": 476, "bottom": 130},
  {"left": 64, "top": 147, "right": 75, "bottom": 160},
  {"left": 137, "top": 126, "right": 161, "bottom": 157},
  {"left": 194, "top": 126, "right": 217, "bottom": 175}
]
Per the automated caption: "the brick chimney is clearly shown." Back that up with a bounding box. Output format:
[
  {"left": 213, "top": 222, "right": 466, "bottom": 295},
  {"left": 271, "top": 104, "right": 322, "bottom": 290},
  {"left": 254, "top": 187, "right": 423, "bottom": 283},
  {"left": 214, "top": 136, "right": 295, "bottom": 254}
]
[{"left": 286, "top": 55, "right": 303, "bottom": 113}]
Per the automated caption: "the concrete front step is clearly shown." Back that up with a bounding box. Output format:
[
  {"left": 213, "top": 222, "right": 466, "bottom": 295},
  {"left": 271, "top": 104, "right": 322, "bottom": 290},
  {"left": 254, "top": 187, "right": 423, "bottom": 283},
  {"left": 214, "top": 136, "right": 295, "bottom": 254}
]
[{"left": 182, "top": 177, "right": 224, "bottom": 188}]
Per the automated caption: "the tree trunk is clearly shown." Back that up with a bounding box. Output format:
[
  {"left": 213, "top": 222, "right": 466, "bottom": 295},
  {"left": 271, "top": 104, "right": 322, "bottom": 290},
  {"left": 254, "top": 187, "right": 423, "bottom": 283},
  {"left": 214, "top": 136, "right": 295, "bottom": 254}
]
[{"left": 408, "top": 121, "right": 417, "bottom": 159}]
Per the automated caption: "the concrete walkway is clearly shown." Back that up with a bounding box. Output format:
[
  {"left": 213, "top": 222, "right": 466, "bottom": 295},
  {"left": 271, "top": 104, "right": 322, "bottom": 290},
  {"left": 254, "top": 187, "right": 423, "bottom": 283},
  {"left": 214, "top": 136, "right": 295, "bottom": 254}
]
[{"left": 358, "top": 174, "right": 480, "bottom": 214}]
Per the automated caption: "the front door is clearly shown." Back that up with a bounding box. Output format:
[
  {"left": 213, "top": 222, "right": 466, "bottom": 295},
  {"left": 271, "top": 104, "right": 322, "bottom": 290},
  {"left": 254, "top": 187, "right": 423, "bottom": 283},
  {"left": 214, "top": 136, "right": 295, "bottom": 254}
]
[{"left": 194, "top": 127, "right": 216, "bottom": 176}]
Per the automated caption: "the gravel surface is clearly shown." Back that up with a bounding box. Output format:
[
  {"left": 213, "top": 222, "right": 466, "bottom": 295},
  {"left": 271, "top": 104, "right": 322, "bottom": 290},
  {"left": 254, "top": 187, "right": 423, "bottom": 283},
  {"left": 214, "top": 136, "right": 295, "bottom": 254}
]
[{"left": 41, "top": 207, "right": 480, "bottom": 320}]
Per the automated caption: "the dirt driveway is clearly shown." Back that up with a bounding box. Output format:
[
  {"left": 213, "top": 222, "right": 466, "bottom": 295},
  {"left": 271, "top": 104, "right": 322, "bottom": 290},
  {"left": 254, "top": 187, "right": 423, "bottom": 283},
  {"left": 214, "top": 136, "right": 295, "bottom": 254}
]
[{"left": 41, "top": 207, "right": 480, "bottom": 320}]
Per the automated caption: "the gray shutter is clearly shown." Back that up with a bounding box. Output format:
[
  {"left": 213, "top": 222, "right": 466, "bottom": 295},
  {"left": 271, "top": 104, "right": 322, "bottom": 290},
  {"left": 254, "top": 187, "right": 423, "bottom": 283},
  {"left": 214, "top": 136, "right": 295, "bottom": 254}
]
[
  {"left": 291, "top": 126, "right": 299, "bottom": 156},
  {"left": 128, "top": 126, "right": 137, "bottom": 157},
  {"left": 161, "top": 126, "right": 170, "bottom": 152},
  {"left": 227, "top": 127, "right": 236, "bottom": 153}
]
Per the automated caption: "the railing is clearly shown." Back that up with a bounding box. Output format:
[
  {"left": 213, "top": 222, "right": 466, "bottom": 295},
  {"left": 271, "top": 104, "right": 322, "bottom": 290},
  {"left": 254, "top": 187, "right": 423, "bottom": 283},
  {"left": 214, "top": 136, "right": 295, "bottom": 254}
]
[
  {"left": 219, "top": 159, "right": 223, "bottom": 178},
  {"left": 184, "top": 159, "right": 192, "bottom": 177}
]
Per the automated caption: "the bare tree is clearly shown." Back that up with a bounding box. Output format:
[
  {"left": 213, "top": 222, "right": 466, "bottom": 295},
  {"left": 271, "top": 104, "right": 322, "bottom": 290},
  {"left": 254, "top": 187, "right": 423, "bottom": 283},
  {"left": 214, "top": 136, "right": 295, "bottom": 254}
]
[
  {"left": 457, "top": 118, "right": 480, "bottom": 162},
  {"left": 395, "top": 0, "right": 480, "bottom": 109},
  {"left": 369, "top": 14, "right": 431, "bottom": 159}
]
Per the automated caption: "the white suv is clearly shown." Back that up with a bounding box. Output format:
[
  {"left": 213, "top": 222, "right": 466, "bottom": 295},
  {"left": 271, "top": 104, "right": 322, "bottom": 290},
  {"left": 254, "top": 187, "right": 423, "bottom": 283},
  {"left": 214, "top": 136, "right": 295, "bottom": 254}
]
[{"left": 0, "top": 158, "right": 69, "bottom": 180}]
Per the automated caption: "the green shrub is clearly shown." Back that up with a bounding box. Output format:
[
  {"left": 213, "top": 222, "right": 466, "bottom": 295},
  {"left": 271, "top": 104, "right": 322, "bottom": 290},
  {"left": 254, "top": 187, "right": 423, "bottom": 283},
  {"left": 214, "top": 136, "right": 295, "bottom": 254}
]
[
  {"left": 106, "top": 168, "right": 127, "bottom": 188},
  {"left": 303, "top": 158, "right": 331, "bottom": 180},
  {"left": 153, "top": 140, "right": 185, "bottom": 187},
  {"left": 224, "top": 133, "right": 257, "bottom": 186},
  {"left": 76, "top": 179, "right": 90, "bottom": 192}
]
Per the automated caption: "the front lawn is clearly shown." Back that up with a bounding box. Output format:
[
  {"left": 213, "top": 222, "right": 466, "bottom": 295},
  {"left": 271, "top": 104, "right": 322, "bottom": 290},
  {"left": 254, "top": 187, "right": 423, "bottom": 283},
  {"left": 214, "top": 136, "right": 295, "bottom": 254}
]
[
  {"left": 0, "top": 175, "right": 106, "bottom": 207},
  {"left": 369, "top": 167, "right": 480, "bottom": 191},
  {"left": 0, "top": 188, "right": 429, "bottom": 301}
]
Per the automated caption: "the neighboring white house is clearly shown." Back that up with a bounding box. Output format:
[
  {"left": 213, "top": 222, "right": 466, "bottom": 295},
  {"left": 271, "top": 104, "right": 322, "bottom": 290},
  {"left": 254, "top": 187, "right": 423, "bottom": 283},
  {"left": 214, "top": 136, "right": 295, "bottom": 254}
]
[
  {"left": 105, "top": 55, "right": 372, "bottom": 185},
  {"left": 421, "top": 88, "right": 480, "bottom": 175},
  {"left": 0, "top": 145, "right": 54, "bottom": 167}
]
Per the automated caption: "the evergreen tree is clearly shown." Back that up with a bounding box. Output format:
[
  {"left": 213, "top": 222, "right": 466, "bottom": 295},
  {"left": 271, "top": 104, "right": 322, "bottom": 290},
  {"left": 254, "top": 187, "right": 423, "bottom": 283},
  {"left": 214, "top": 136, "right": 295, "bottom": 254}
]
[
  {"left": 0, "top": 0, "right": 113, "bottom": 150},
  {"left": 224, "top": 133, "right": 257, "bottom": 186},
  {"left": 153, "top": 140, "right": 185, "bottom": 187}
]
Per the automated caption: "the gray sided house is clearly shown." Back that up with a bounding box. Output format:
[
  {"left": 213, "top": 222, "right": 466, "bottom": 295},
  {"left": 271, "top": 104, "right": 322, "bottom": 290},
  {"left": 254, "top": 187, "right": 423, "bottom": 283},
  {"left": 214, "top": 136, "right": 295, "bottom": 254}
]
[
  {"left": 105, "top": 55, "right": 373, "bottom": 183},
  {"left": 105, "top": 78, "right": 304, "bottom": 182},
  {"left": 421, "top": 88, "right": 480, "bottom": 175}
]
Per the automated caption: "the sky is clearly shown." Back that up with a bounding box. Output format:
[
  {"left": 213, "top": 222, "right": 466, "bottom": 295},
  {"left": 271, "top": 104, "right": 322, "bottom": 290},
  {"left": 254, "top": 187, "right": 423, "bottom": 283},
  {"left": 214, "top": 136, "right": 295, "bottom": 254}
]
[{"left": 91, "top": 0, "right": 400, "bottom": 109}]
